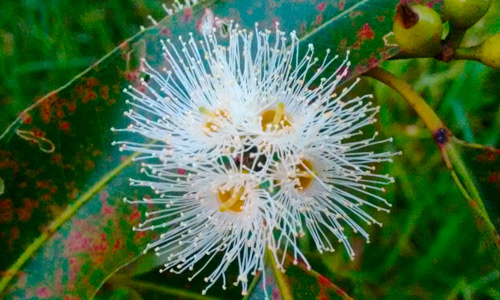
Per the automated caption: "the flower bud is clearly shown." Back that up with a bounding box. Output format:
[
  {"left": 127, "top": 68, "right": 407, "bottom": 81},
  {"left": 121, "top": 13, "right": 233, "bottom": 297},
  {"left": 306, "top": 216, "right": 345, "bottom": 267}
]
[
  {"left": 476, "top": 33, "right": 500, "bottom": 69},
  {"left": 443, "top": 0, "right": 492, "bottom": 30},
  {"left": 393, "top": 4, "right": 443, "bottom": 56}
]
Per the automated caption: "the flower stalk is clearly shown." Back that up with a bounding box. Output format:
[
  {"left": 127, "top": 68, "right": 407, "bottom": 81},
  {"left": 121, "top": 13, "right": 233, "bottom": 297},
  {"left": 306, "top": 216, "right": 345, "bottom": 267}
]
[
  {"left": 365, "top": 67, "right": 443, "bottom": 132},
  {"left": 365, "top": 67, "right": 500, "bottom": 267}
]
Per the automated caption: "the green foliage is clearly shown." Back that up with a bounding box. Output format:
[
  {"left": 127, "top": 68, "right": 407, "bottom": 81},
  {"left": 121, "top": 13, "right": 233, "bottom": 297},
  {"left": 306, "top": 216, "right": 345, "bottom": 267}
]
[{"left": 0, "top": 0, "right": 499, "bottom": 299}]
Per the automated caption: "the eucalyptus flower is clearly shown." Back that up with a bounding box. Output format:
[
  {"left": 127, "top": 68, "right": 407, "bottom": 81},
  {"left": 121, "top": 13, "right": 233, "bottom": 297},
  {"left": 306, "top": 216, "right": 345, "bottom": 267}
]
[{"left": 113, "top": 22, "right": 397, "bottom": 295}]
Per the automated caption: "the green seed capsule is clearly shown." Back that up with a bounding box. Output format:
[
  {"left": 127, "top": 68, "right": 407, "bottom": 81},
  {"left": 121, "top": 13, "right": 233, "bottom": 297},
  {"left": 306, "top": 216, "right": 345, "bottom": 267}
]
[
  {"left": 443, "top": 0, "right": 492, "bottom": 30},
  {"left": 393, "top": 4, "right": 444, "bottom": 56}
]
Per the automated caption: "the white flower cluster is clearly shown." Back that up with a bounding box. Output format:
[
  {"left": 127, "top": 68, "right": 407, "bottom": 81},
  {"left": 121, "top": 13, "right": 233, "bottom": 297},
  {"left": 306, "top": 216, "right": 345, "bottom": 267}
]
[{"left": 113, "top": 23, "right": 397, "bottom": 296}]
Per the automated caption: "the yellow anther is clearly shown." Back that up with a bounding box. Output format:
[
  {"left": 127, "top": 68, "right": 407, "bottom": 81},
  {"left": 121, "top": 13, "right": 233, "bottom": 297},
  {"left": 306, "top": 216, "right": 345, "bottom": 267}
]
[
  {"left": 218, "top": 186, "right": 245, "bottom": 213},
  {"left": 200, "top": 108, "right": 230, "bottom": 134},
  {"left": 292, "top": 159, "right": 315, "bottom": 191},
  {"left": 199, "top": 106, "right": 215, "bottom": 117},
  {"left": 272, "top": 102, "right": 285, "bottom": 128},
  {"left": 261, "top": 102, "right": 291, "bottom": 131}
]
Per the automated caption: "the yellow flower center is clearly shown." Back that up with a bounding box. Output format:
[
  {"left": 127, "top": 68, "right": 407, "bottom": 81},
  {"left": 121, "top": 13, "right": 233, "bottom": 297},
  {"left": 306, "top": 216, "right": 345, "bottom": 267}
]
[
  {"left": 218, "top": 186, "right": 246, "bottom": 213},
  {"left": 291, "top": 159, "right": 315, "bottom": 191},
  {"left": 199, "top": 107, "right": 230, "bottom": 134},
  {"left": 261, "top": 102, "right": 292, "bottom": 131}
]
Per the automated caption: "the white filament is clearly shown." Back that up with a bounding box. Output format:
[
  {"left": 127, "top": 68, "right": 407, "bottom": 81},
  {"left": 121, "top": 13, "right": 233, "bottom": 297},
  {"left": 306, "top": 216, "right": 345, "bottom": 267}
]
[{"left": 113, "top": 22, "right": 398, "bottom": 296}]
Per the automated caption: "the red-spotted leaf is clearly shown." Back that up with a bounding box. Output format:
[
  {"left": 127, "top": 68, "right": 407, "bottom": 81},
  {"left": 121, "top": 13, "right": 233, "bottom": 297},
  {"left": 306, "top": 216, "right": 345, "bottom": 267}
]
[{"left": 0, "top": 0, "right": 433, "bottom": 298}]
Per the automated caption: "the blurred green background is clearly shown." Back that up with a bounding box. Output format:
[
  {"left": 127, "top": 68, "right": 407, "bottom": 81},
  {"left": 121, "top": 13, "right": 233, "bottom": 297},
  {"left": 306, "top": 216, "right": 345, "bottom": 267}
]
[{"left": 1, "top": 0, "right": 499, "bottom": 299}]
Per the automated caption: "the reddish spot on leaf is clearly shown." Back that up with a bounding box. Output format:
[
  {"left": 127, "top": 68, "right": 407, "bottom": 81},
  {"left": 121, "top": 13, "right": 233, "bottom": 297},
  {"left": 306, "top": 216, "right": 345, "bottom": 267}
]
[
  {"left": 36, "top": 180, "right": 51, "bottom": 189},
  {"left": 316, "top": 273, "right": 350, "bottom": 297},
  {"left": 84, "top": 91, "right": 97, "bottom": 103},
  {"left": 350, "top": 11, "right": 363, "bottom": 19},
  {"left": 160, "top": 27, "right": 172, "bottom": 36},
  {"left": 67, "top": 230, "right": 89, "bottom": 253},
  {"left": 134, "top": 231, "right": 148, "bottom": 241},
  {"left": 358, "top": 23, "right": 375, "bottom": 41},
  {"left": 316, "top": 2, "right": 326, "bottom": 12},
  {"left": 106, "top": 98, "right": 116, "bottom": 106},
  {"left": 99, "top": 86, "right": 110, "bottom": 100},
  {"left": 118, "top": 41, "right": 130, "bottom": 52},
  {"left": 67, "top": 102, "right": 77, "bottom": 114},
  {"left": 316, "top": 14, "right": 323, "bottom": 25},
  {"left": 99, "top": 191, "right": 108, "bottom": 202},
  {"left": 93, "top": 233, "right": 109, "bottom": 252},
  {"left": 0, "top": 152, "right": 20, "bottom": 174},
  {"left": 477, "top": 149, "right": 499, "bottom": 162},
  {"left": 21, "top": 113, "right": 33, "bottom": 124},
  {"left": 36, "top": 287, "right": 52, "bottom": 299},
  {"left": 124, "top": 69, "right": 140, "bottom": 83},
  {"left": 51, "top": 154, "right": 63, "bottom": 166},
  {"left": 129, "top": 209, "right": 141, "bottom": 223},
  {"left": 8, "top": 227, "right": 20, "bottom": 249},
  {"left": 317, "top": 274, "right": 330, "bottom": 286},
  {"left": 369, "top": 55, "right": 379, "bottom": 68},
  {"left": 337, "top": 0, "right": 346, "bottom": 11},
  {"left": 183, "top": 7, "right": 193, "bottom": 22},
  {"left": 113, "top": 238, "right": 121, "bottom": 251},
  {"left": 271, "top": 288, "right": 280, "bottom": 300},
  {"left": 85, "top": 160, "right": 95, "bottom": 170},
  {"left": 488, "top": 173, "right": 499, "bottom": 184},
  {"left": 102, "top": 204, "right": 115, "bottom": 216},
  {"left": 56, "top": 109, "right": 65, "bottom": 119},
  {"left": 17, "top": 198, "right": 39, "bottom": 222},
  {"left": 337, "top": 65, "right": 352, "bottom": 79},
  {"left": 0, "top": 199, "right": 14, "bottom": 223},
  {"left": 86, "top": 78, "right": 99, "bottom": 89},
  {"left": 68, "top": 257, "right": 82, "bottom": 283},
  {"left": 41, "top": 194, "right": 52, "bottom": 201},
  {"left": 40, "top": 97, "right": 55, "bottom": 124},
  {"left": 59, "top": 121, "right": 71, "bottom": 133}
]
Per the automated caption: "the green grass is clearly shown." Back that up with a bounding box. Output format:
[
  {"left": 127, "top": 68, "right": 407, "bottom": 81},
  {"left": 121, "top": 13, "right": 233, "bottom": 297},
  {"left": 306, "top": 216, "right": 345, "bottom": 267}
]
[
  {"left": 0, "top": 0, "right": 166, "bottom": 131},
  {"left": 1, "top": 1, "right": 499, "bottom": 299}
]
